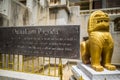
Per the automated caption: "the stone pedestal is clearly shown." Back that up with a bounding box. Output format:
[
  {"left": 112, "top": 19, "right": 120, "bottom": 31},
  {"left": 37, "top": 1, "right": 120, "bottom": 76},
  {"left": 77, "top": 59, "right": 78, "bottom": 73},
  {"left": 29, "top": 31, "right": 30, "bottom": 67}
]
[{"left": 71, "top": 62, "right": 120, "bottom": 80}]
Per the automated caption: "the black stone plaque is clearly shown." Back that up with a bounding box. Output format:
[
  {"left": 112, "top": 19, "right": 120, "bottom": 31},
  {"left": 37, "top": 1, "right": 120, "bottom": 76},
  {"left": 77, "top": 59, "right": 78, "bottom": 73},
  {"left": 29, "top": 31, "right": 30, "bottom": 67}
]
[{"left": 0, "top": 25, "right": 80, "bottom": 59}]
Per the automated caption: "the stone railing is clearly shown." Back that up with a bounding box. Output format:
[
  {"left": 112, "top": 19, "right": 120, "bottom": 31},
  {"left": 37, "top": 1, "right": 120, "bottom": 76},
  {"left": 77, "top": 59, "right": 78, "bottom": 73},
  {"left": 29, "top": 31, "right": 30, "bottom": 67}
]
[{"left": 80, "top": 7, "right": 120, "bottom": 15}]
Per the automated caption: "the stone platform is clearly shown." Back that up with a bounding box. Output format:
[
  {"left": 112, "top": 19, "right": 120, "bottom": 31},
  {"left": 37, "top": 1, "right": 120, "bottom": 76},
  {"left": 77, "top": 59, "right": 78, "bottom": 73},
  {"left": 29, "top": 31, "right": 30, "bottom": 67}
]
[{"left": 71, "top": 62, "right": 120, "bottom": 80}]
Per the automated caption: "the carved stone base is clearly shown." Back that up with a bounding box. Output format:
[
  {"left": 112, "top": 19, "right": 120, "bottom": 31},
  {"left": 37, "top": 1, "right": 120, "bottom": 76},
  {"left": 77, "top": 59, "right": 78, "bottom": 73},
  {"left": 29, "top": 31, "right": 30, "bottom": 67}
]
[{"left": 71, "top": 62, "right": 120, "bottom": 80}]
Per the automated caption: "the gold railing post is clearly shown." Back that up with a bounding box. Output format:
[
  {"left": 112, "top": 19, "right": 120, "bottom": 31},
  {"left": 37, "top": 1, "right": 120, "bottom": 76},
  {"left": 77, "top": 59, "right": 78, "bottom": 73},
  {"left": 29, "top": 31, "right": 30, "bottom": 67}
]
[
  {"left": 18, "top": 55, "right": 19, "bottom": 71},
  {"left": 48, "top": 57, "right": 50, "bottom": 75},
  {"left": 27, "top": 56, "right": 29, "bottom": 72},
  {"left": 8, "top": 54, "right": 10, "bottom": 69},
  {"left": 0, "top": 54, "right": 2, "bottom": 68},
  {"left": 38, "top": 57, "right": 40, "bottom": 73},
  {"left": 42, "top": 57, "right": 45, "bottom": 75},
  {"left": 12, "top": 54, "right": 14, "bottom": 70},
  {"left": 32, "top": 56, "right": 34, "bottom": 73},
  {"left": 22, "top": 56, "right": 24, "bottom": 72},
  {"left": 58, "top": 58, "right": 63, "bottom": 80},
  {"left": 54, "top": 57, "right": 56, "bottom": 76},
  {"left": 4, "top": 54, "right": 6, "bottom": 69}
]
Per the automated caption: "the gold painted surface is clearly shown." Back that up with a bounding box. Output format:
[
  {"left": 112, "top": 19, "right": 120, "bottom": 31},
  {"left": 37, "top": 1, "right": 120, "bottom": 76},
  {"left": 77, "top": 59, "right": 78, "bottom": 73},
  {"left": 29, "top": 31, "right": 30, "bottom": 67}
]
[{"left": 80, "top": 10, "right": 116, "bottom": 71}]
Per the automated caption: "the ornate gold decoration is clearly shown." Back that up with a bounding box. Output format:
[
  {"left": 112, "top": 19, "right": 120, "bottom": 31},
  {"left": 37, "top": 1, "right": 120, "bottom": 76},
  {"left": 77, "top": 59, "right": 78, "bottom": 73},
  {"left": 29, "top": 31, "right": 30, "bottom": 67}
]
[{"left": 80, "top": 10, "right": 116, "bottom": 71}]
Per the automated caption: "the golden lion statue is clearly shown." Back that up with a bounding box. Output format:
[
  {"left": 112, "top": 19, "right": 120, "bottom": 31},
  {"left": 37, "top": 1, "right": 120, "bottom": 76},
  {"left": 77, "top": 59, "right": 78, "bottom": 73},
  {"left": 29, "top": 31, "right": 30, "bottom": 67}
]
[{"left": 80, "top": 10, "right": 116, "bottom": 71}]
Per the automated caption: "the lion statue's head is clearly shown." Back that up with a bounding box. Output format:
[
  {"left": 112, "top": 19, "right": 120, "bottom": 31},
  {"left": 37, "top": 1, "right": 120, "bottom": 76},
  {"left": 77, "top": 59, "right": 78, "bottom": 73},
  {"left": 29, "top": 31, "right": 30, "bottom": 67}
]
[{"left": 88, "top": 10, "right": 110, "bottom": 34}]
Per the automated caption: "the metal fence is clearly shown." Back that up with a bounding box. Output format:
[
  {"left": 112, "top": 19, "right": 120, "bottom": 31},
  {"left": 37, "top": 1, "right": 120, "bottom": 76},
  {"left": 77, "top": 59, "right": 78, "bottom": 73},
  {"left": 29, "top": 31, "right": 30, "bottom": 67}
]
[{"left": 0, "top": 54, "right": 63, "bottom": 79}]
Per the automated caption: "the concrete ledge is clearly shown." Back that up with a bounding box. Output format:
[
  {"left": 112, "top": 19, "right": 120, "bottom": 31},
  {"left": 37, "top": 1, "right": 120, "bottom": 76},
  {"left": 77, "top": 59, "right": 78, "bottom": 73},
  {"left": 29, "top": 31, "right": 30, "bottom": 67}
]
[{"left": 0, "top": 69, "right": 59, "bottom": 80}]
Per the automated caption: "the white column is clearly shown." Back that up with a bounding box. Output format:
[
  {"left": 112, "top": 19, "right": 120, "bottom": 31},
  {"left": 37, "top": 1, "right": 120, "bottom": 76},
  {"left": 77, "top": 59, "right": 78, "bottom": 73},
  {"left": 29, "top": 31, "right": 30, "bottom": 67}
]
[{"left": 26, "top": 0, "right": 38, "bottom": 25}]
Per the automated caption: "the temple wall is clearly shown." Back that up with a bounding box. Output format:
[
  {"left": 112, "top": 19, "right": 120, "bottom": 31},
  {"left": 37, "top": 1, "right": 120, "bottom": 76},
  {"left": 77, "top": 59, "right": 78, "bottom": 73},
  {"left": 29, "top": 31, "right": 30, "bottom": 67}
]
[{"left": 0, "top": 0, "right": 119, "bottom": 65}]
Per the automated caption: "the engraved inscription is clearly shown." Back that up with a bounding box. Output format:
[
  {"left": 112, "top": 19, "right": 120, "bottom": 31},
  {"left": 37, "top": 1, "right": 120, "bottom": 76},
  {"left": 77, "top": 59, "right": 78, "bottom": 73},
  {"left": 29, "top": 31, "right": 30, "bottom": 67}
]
[{"left": 0, "top": 25, "right": 80, "bottom": 59}]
